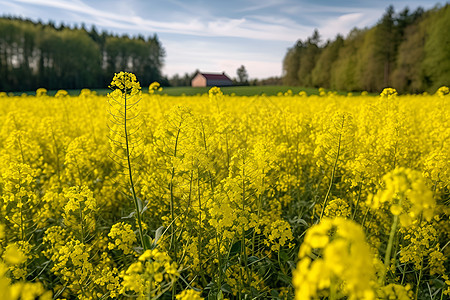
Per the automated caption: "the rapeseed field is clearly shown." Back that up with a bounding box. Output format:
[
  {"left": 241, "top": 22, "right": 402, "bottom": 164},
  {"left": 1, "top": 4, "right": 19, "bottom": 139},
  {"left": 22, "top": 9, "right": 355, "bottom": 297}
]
[{"left": 0, "top": 73, "right": 448, "bottom": 299}]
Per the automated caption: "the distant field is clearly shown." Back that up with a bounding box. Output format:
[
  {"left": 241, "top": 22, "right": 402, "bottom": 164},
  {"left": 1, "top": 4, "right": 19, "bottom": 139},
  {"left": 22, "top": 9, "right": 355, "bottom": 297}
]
[
  {"left": 11, "top": 85, "right": 353, "bottom": 97},
  {"left": 158, "top": 85, "right": 330, "bottom": 96}
]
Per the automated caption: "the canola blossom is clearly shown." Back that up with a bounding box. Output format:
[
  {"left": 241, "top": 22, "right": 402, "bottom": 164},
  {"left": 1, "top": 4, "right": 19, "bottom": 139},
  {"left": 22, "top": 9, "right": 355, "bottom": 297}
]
[{"left": 0, "top": 75, "right": 449, "bottom": 299}]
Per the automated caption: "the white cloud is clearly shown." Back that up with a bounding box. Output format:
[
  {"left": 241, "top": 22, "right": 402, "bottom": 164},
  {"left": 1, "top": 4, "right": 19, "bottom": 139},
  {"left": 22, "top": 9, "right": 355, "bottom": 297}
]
[
  {"left": 14, "top": 0, "right": 92, "bottom": 15},
  {"left": 318, "top": 11, "right": 379, "bottom": 40},
  {"left": 10, "top": 0, "right": 308, "bottom": 42},
  {"left": 165, "top": 0, "right": 212, "bottom": 17},
  {"left": 237, "top": 0, "right": 287, "bottom": 13}
]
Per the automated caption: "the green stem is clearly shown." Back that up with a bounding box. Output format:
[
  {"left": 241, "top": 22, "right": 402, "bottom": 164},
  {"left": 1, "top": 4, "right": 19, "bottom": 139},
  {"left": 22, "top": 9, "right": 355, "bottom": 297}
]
[
  {"left": 400, "top": 263, "right": 406, "bottom": 285},
  {"left": 361, "top": 207, "right": 370, "bottom": 228},
  {"left": 225, "top": 132, "right": 230, "bottom": 172},
  {"left": 251, "top": 193, "right": 262, "bottom": 257},
  {"left": 20, "top": 196, "right": 24, "bottom": 242},
  {"left": 171, "top": 280, "right": 176, "bottom": 300},
  {"left": 320, "top": 132, "right": 342, "bottom": 220},
  {"left": 330, "top": 280, "right": 337, "bottom": 300},
  {"left": 200, "top": 121, "right": 215, "bottom": 193},
  {"left": 51, "top": 128, "right": 62, "bottom": 190},
  {"left": 251, "top": 173, "right": 264, "bottom": 257},
  {"left": 215, "top": 232, "right": 222, "bottom": 293},
  {"left": 240, "top": 160, "right": 250, "bottom": 281},
  {"left": 17, "top": 129, "right": 26, "bottom": 164},
  {"left": 79, "top": 201, "right": 85, "bottom": 244},
  {"left": 123, "top": 85, "right": 146, "bottom": 250},
  {"left": 415, "top": 257, "right": 424, "bottom": 300},
  {"left": 196, "top": 170, "right": 207, "bottom": 286},
  {"left": 352, "top": 182, "right": 363, "bottom": 220},
  {"left": 380, "top": 214, "right": 398, "bottom": 285},
  {"left": 169, "top": 126, "right": 181, "bottom": 261}
]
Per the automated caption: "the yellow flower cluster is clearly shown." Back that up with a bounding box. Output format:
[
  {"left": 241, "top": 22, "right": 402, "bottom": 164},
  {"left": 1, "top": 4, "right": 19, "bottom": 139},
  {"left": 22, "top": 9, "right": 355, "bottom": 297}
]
[
  {"left": 108, "top": 222, "right": 137, "bottom": 254},
  {"left": 208, "top": 86, "right": 223, "bottom": 99},
  {"left": 109, "top": 71, "right": 141, "bottom": 94},
  {"left": 2, "top": 244, "right": 26, "bottom": 265},
  {"left": 0, "top": 80, "right": 448, "bottom": 299},
  {"left": 263, "top": 219, "right": 294, "bottom": 251},
  {"left": 323, "top": 198, "right": 351, "bottom": 218},
  {"left": 35, "top": 87, "right": 47, "bottom": 97},
  {"left": 2, "top": 241, "right": 31, "bottom": 279},
  {"left": 121, "top": 248, "right": 179, "bottom": 298},
  {"left": 435, "top": 85, "right": 449, "bottom": 97},
  {"left": 378, "top": 284, "right": 413, "bottom": 300},
  {"left": 176, "top": 289, "right": 204, "bottom": 300},
  {"left": 368, "top": 167, "right": 435, "bottom": 226},
  {"left": 63, "top": 185, "right": 97, "bottom": 230},
  {"left": 398, "top": 220, "right": 448, "bottom": 280},
  {"left": 0, "top": 238, "right": 51, "bottom": 299},
  {"left": 293, "top": 218, "right": 377, "bottom": 300},
  {"left": 55, "top": 89, "right": 68, "bottom": 98},
  {"left": 380, "top": 87, "right": 398, "bottom": 99},
  {"left": 423, "top": 148, "right": 449, "bottom": 188},
  {"left": 149, "top": 81, "right": 162, "bottom": 94},
  {"left": 225, "top": 264, "right": 268, "bottom": 296}
]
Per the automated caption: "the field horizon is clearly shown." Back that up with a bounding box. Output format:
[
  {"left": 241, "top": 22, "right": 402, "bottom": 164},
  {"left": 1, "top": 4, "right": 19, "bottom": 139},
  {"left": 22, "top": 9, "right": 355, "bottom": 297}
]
[{"left": 7, "top": 85, "right": 378, "bottom": 97}]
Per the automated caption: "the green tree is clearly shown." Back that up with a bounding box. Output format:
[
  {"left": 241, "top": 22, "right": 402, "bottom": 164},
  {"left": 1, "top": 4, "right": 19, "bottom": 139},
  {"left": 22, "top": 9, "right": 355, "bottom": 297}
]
[
  {"left": 392, "top": 22, "right": 426, "bottom": 92},
  {"left": 374, "top": 5, "right": 398, "bottom": 87},
  {"left": 236, "top": 65, "right": 249, "bottom": 85},
  {"left": 282, "top": 40, "right": 305, "bottom": 85},
  {"left": 297, "top": 29, "right": 321, "bottom": 87},
  {"left": 0, "top": 16, "right": 166, "bottom": 91},
  {"left": 311, "top": 35, "right": 343, "bottom": 88},
  {"left": 356, "top": 27, "right": 385, "bottom": 92},
  {"left": 422, "top": 4, "right": 450, "bottom": 92},
  {"left": 330, "top": 28, "right": 365, "bottom": 91}
]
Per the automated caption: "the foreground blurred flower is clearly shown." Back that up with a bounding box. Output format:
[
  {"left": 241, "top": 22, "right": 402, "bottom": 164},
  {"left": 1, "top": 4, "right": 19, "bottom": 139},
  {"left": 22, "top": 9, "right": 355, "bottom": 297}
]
[{"left": 293, "top": 217, "right": 377, "bottom": 300}]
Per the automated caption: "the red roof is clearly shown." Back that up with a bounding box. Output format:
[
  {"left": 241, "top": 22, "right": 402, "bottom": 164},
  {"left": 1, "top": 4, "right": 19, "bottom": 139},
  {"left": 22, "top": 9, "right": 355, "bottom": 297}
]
[{"left": 200, "top": 73, "right": 232, "bottom": 81}]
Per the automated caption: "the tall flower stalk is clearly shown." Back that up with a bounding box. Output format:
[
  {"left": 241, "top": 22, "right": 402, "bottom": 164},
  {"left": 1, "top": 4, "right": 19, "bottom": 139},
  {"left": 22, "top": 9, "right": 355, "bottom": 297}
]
[{"left": 107, "top": 72, "right": 146, "bottom": 250}]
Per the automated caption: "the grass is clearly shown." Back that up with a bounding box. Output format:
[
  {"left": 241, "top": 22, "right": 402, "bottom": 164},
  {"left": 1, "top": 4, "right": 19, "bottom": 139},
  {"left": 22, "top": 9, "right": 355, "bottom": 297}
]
[
  {"left": 159, "top": 85, "right": 331, "bottom": 96},
  {"left": 9, "top": 85, "right": 357, "bottom": 97}
]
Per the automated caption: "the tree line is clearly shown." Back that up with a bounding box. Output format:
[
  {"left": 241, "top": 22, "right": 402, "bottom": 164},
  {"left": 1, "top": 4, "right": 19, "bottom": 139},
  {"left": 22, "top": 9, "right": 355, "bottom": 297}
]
[
  {"left": 283, "top": 4, "right": 450, "bottom": 93},
  {"left": 0, "top": 16, "right": 166, "bottom": 92}
]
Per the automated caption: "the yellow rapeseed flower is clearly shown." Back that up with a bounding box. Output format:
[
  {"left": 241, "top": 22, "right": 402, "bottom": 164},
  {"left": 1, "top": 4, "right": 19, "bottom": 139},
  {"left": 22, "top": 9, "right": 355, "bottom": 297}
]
[{"left": 293, "top": 218, "right": 377, "bottom": 300}]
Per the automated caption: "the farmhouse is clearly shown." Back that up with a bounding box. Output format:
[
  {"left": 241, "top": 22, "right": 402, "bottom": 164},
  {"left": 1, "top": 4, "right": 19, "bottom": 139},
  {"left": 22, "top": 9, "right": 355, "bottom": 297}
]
[{"left": 191, "top": 72, "right": 233, "bottom": 87}]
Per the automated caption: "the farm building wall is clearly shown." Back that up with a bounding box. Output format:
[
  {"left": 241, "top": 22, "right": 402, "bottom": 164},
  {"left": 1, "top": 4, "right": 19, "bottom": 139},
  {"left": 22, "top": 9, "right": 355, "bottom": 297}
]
[{"left": 192, "top": 74, "right": 207, "bottom": 87}]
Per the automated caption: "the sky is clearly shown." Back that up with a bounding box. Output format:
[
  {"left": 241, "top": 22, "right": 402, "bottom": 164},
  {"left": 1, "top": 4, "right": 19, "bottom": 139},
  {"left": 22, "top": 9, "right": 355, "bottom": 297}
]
[{"left": 0, "top": 0, "right": 445, "bottom": 79}]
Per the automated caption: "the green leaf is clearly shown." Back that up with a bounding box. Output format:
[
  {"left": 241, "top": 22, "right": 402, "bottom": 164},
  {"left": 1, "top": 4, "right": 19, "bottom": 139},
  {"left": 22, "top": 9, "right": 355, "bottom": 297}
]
[
  {"left": 277, "top": 273, "right": 292, "bottom": 285},
  {"left": 121, "top": 211, "right": 136, "bottom": 219},
  {"left": 205, "top": 280, "right": 217, "bottom": 291},
  {"left": 229, "top": 240, "right": 241, "bottom": 258},
  {"left": 291, "top": 216, "right": 308, "bottom": 227},
  {"left": 247, "top": 256, "right": 260, "bottom": 264},
  {"left": 153, "top": 226, "right": 165, "bottom": 245},
  {"left": 141, "top": 202, "right": 149, "bottom": 215},
  {"left": 279, "top": 249, "right": 289, "bottom": 261},
  {"left": 136, "top": 196, "right": 143, "bottom": 213},
  {"left": 287, "top": 260, "right": 296, "bottom": 270},
  {"left": 220, "top": 283, "right": 232, "bottom": 294},
  {"left": 143, "top": 234, "right": 152, "bottom": 250},
  {"left": 245, "top": 227, "right": 254, "bottom": 237},
  {"left": 217, "top": 290, "right": 224, "bottom": 300}
]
